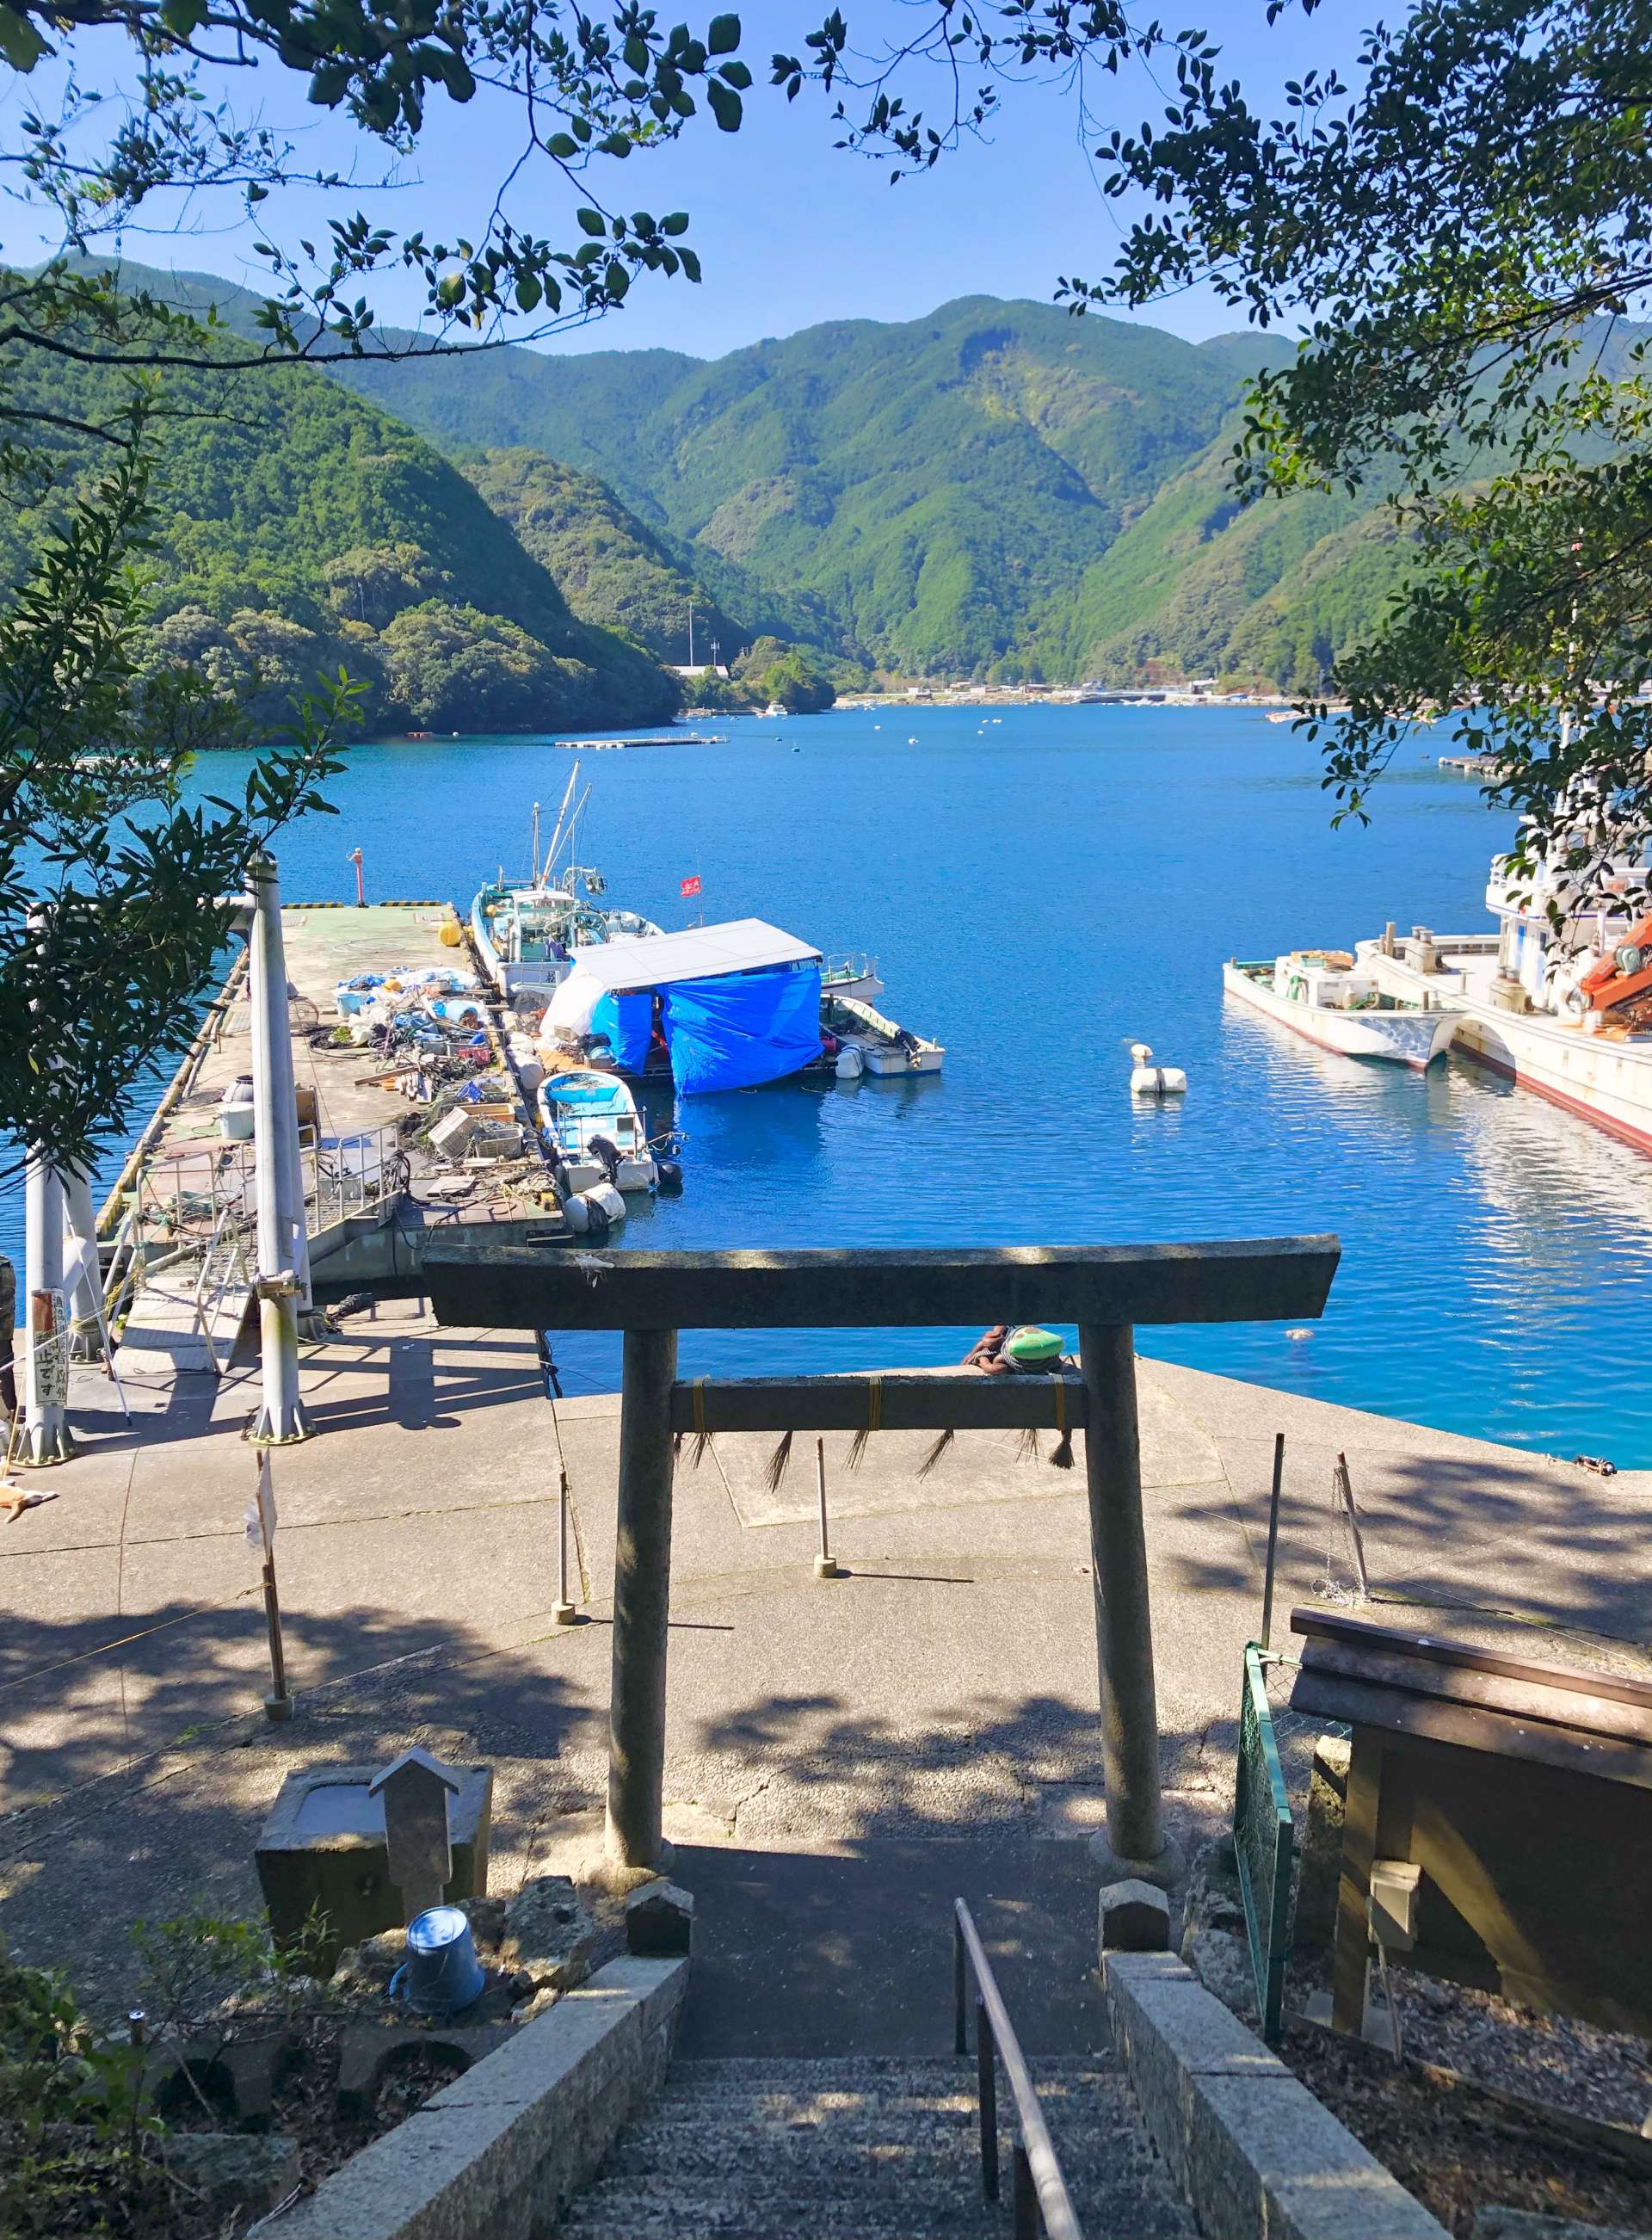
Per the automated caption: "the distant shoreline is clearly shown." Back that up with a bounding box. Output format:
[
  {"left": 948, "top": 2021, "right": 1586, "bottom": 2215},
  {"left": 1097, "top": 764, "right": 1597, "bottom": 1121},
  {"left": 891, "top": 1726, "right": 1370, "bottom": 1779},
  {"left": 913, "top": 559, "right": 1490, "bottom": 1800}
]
[{"left": 832, "top": 691, "right": 1305, "bottom": 713}]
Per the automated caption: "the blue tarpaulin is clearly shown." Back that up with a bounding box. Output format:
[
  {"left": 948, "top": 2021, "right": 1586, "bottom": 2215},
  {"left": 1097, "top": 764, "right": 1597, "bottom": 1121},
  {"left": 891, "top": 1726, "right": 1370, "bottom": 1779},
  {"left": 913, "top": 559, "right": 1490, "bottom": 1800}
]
[
  {"left": 662, "top": 962, "right": 823, "bottom": 1095},
  {"left": 589, "top": 989, "right": 653, "bottom": 1072}
]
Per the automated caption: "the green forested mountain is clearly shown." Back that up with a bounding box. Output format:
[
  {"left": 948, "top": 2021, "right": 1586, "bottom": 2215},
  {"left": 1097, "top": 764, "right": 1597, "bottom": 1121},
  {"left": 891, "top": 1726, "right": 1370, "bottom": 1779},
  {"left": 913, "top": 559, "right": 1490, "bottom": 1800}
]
[
  {"left": 458, "top": 447, "right": 848, "bottom": 667},
  {"left": 32, "top": 264, "right": 1459, "bottom": 690},
  {"left": 0, "top": 283, "right": 675, "bottom": 735},
  {"left": 335, "top": 297, "right": 1310, "bottom": 678}
]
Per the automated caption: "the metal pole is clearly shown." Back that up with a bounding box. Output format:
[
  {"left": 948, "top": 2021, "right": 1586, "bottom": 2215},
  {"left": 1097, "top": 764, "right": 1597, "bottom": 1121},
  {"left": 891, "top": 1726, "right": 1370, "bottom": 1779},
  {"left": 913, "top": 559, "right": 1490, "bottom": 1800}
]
[
  {"left": 553, "top": 1466, "right": 577, "bottom": 1624},
  {"left": 1079, "top": 1322, "right": 1173, "bottom": 1879},
  {"left": 1335, "top": 1452, "right": 1371, "bottom": 1601},
  {"left": 605, "top": 1326, "right": 678, "bottom": 1868},
  {"left": 262, "top": 1552, "right": 292, "bottom": 1719},
  {"left": 247, "top": 857, "right": 310, "bottom": 1443},
  {"left": 1261, "top": 1431, "right": 1285, "bottom": 1651},
  {"left": 954, "top": 1916, "right": 967, "bottom": 2056},
  {"left": 21, "top": 1150, "right": 72, "bottom": 1466},
  {"left": 814, "top": 1434, "right": 840, "bottom": 1578},
  {"left": 1013, "top": 2144, "right": 1037, "bottom": 2240},
  {"left": 251, "top": 855, "right": 314, "bottom": 1320},
  {"left": 20, "top": 904, "right": 72, "bottom": 1467},
  {"left": 977, "top": 1998, "right": 999, "bottom": 2202},
  {"left": 61, "top": 1166, "right": 104, "bottom": 1364},
  {"left": 349, "top": 847, "right": 366, "bottom": 907}
]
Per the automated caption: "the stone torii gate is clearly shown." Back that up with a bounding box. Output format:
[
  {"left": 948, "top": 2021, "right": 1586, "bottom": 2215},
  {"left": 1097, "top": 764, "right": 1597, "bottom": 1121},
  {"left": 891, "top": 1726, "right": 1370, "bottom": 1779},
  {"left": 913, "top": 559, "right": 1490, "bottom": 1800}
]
[{"left": 420, "top": 1237, "right": 1339, "bottom": 1878}]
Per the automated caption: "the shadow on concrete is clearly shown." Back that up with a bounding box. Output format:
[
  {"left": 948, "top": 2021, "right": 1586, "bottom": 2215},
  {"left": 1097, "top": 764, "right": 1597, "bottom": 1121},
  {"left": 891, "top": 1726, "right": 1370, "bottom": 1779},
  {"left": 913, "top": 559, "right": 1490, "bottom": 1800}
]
[
  {"left": 1160, "top": 1446, "right": 1652, "bottom": 1653},
  {"left": 0, "top": 1598, "right": 594, "bottom": 1811},
  {"left": 661, "top": 1688, "right": 1222, "bottom": 2060},
  {"left": 671, "top": 1832, "right": 1107, "bottom": 2059}
]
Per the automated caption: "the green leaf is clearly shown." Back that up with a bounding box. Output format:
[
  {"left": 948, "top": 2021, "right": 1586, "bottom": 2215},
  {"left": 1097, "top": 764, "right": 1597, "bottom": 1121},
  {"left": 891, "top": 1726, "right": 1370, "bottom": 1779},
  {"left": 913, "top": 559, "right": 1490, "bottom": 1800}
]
[
  {"left": 546, "top": 133, "right": 579, "bottom": 158},
  {"left": 0, "top": 4, "right": 50, "bottom": 67},
  {"left": 158, "top": 0, "right": 208, "bottom": 37},
  {"left": 708, "top": 12, "right": 740, "bottom": 53},
  {"left": 718, "top": 59, "right": 751, "bottom": 88},
  {"left": 706, "top": 77, "right": 742, "bottom": 131},
  {"left": 576, "top": 207, "right": 607, "bottom": 236},
  {"left": 662, "top": 211, "right": 690, "bottom": 236},
  {"left": 307, "top": 59, "right": 354, "bottom": 107},
  {"left": 515, "top": 275, "right": 542, "bottom": 312}
]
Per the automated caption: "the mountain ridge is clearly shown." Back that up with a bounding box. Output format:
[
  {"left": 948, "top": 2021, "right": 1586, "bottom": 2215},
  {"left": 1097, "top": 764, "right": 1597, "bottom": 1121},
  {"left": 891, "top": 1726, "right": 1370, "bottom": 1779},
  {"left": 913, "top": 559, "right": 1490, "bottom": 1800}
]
[{"left": 33, "top": 262, "right": 1435, "bottom": 689}]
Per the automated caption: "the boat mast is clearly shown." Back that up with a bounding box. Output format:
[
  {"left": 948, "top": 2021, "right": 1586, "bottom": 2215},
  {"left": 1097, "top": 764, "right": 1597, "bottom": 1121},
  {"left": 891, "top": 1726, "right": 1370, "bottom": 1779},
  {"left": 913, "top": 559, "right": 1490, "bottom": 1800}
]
[
  {"left": 530, "top": 799, "right": 540, "bottom": 885},
  {"left": 539, "top": 763, "right": 582, "bottom": 890}
]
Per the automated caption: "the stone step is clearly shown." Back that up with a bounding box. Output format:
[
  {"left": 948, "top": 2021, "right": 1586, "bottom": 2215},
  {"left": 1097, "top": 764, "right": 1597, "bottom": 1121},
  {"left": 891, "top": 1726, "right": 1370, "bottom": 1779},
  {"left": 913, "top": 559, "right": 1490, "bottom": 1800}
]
[
  {"left": 560, "top": 2174, "right": 1044, "bottom": 2239},
  {"left": 562, "top": 2170, "right": 1194, "bottom": 2240},
  {"left": 559, "top": 2053, "right": 1197, "bottom": 2240},
  {"left": 613, "top": 2083, "right": 1145, "bottom": 2162},
  {"left": 651, "top": 2053, "right": 1113, "bottom": 2112},
  {"left": 660, "top": 2054, "right": 1111, "bottom": 2087}
]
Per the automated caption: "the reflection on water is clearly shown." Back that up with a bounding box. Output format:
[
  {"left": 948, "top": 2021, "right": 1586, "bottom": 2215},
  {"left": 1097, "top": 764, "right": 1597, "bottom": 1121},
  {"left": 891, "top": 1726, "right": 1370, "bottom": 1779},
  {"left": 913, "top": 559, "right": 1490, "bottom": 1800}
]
[{"left": 6, "top": 704, "right": 1649, "bottom": 1460}]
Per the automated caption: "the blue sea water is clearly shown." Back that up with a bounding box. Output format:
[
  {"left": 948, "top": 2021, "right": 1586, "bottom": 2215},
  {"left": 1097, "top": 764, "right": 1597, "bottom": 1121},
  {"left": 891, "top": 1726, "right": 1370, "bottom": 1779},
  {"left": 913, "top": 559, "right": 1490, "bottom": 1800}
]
[{"left": 8, "top": 702, "right": 1651, "bottom": 1462}]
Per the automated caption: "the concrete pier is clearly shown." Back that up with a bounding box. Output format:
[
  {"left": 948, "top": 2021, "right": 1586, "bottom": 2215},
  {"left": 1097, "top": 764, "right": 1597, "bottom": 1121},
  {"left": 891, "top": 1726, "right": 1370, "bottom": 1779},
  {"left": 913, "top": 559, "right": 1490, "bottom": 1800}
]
[{"left": 102, "top": 898, "right": 552, "bottom": 1383}]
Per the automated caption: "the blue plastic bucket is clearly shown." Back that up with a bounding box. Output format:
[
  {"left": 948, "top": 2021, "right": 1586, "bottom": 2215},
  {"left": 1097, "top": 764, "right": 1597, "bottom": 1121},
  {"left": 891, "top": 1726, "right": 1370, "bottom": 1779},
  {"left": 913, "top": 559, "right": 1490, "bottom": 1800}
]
[{"left": 398, "top": 1906, "right": 486, "bottom": 2015}]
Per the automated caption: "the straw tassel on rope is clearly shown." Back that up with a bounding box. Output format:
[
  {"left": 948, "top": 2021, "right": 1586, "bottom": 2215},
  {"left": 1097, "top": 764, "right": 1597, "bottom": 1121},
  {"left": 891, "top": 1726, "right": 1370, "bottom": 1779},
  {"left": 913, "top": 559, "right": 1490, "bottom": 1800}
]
[
  {"left": 674, "top": 1376, "right": 712, "bottom": 1468},
  {"left": 1050, "top": 1379, "right": 1074, "bottom": 1470},
  {"left": 847, "top": 1375, "right": 882, "bottom": 1471},
  {"left": 763, "top": 1429, "right": 795, "bottom": 1493},
  {"left": 915, "top": 1428, "right": 954, "bottom": 1478}
]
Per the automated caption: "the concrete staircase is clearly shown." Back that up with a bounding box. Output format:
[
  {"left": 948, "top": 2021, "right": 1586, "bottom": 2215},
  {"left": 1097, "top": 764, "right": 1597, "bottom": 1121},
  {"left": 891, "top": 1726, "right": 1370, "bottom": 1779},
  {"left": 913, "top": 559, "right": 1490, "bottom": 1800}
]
[{"left": 559, "top": 2054, "right": 1196, "bottom": 2237}]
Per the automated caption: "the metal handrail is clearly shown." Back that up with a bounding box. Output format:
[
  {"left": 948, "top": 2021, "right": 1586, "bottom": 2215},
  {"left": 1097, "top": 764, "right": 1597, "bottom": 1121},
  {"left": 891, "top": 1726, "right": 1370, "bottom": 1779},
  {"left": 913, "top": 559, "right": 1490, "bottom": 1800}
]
[{"left": 952, "top": 1899, "right": 1082, "bottom": 2240}]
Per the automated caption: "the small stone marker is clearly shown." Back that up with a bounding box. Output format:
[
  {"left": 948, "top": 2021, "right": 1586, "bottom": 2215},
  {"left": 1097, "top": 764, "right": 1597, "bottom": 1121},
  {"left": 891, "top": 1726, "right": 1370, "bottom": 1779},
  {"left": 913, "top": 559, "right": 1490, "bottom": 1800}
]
[
  {"left": 625, "top": 1879, "right": 694, "bottom": 1958},
  {"left": 368, "top": 1747, "right": 461, "bottom": 1923},
  {"left": 1098, "top": 1878, "right": 1171, "bottom": 1954}
]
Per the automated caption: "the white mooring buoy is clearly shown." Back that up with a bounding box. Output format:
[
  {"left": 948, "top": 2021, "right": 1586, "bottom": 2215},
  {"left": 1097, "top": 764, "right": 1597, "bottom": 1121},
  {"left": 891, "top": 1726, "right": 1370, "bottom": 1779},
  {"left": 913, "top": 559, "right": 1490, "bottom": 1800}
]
[{"left": 1129, "top": 1041, "right": 1187, "bottom": 1097}]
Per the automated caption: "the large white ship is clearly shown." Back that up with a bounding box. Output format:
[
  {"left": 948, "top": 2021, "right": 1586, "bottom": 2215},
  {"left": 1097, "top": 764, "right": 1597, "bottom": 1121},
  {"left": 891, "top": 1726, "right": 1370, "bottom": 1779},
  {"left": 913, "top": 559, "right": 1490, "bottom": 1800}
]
[{"left": 1356, "top": 846, "right": 1652, "bottom": 1154}]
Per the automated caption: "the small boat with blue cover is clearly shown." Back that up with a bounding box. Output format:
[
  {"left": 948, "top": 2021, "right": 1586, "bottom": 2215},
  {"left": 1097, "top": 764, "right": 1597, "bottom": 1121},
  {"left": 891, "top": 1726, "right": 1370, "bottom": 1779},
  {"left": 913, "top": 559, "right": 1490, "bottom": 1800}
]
[{"left": 536, "top": 1066, "right": 669, "bottom": 1194}]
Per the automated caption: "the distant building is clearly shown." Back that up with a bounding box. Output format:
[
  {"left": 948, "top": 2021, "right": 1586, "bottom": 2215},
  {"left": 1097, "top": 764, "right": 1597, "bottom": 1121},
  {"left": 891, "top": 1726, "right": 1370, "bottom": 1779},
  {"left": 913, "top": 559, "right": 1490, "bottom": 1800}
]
[{"left": 670, "top": 663, "right": 730, "bottom": 679}]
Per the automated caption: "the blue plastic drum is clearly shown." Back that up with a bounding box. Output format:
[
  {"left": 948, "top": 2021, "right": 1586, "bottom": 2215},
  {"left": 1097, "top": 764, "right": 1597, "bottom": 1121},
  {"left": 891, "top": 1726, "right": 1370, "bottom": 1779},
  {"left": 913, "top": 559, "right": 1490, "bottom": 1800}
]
[{"left": 398, "top": 1905, "right": 487, "bottom": 2015}]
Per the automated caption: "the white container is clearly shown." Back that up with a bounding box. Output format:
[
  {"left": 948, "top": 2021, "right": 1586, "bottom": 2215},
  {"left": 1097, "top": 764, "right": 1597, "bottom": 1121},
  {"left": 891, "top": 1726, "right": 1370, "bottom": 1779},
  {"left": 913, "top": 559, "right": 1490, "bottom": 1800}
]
[
  {"left": 562, "top": 1182, "right": 627, "bottom": 1233},
  {"left": 218, "top": 1077, "right": 256, "bottom": 1140},
  {"left": 429, "top": 1107, "right": 478, "bottom": 1158}
]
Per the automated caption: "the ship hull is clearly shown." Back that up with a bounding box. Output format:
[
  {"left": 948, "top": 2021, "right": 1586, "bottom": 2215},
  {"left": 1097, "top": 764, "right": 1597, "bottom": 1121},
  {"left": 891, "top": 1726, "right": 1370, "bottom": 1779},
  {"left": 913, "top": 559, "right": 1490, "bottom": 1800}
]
[
  {"left": 1446, "top": 1007, "right": 1652, "bottom": 1155},
  {"left": 1222, "top": 963, "right": 1456, "bottom": 1069}
]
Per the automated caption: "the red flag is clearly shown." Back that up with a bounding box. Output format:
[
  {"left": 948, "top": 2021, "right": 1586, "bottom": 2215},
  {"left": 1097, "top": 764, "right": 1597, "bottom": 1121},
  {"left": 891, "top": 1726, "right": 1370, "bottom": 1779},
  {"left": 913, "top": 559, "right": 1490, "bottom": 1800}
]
[{"left": 680, "top": 874, "right": 701, "bottom": 898}]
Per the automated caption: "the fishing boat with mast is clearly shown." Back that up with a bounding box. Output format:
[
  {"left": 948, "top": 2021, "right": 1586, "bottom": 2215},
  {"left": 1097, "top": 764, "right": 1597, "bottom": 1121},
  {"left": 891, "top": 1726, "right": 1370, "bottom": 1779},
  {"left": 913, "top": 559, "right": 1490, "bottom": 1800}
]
[{"left": 471, "top": 766, "right": 663, "bottom": 997}]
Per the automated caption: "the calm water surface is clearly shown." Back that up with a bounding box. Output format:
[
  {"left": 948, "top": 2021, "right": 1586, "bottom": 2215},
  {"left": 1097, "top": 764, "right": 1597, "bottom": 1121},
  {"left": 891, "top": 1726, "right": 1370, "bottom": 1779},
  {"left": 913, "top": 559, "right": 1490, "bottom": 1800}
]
[{"left": 9, "top": 704, "right": 1650, "bottom": 1462}]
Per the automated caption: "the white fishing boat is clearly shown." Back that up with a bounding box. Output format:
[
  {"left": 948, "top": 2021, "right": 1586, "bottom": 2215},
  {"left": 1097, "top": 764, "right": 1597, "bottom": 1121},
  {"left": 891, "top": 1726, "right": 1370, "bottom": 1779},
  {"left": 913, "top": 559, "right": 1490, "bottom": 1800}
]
[
  {"left": 1223, "top": 953, "right": 1459, "bottom": 1069},
  {"left": 820, "top": 951, "right": 885, "bottom": 1003},
  {"left": 823, "top": 992, "right": 945, "bottom": 1077},
  {"left": 471, "top": 765, "right": 663, "bottom": 997},
  {"left": 536, "top": 1067, "right": 658, "bottom": 1193},
  {"left": 1354, "top": 834, "right": 1652, "bottom": 1152},
  {"left": 472, "top": 869, "right": 661, "bottom": 997}
]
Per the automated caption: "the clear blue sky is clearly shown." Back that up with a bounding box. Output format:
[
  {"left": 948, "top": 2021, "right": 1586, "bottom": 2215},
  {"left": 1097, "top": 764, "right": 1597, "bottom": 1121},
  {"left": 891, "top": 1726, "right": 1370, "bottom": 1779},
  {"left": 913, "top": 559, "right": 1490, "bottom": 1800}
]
[{"left": 3, "top": 3, "right": 1361, "bottom": 361}]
